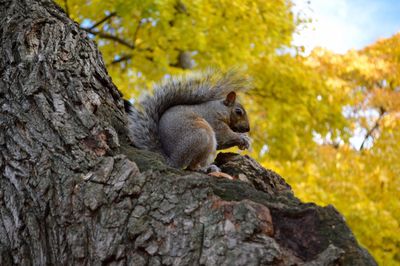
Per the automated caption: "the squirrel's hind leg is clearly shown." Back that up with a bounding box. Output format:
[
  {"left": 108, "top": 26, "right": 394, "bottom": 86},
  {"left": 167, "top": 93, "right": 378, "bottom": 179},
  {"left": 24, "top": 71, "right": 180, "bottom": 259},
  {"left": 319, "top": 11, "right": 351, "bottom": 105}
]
[
  {"left": 185, "top": 118, "right": 218, "bottom": 171},
  {"left": 162, "top": 116, "right": 218, "bottom": 171}
]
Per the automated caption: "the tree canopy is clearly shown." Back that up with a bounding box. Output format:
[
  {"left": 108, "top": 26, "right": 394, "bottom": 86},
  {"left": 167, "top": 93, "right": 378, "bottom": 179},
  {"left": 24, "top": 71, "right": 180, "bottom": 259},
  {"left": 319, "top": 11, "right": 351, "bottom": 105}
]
[{"left": 57, "top": 0, "right": 400, "bottom": 264}]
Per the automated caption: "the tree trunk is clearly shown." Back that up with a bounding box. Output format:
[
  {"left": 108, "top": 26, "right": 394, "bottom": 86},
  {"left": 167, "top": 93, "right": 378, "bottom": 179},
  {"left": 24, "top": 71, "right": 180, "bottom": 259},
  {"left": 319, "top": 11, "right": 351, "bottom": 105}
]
[{"left": 0, "top": 0, "right": 377, "bottom": 265}]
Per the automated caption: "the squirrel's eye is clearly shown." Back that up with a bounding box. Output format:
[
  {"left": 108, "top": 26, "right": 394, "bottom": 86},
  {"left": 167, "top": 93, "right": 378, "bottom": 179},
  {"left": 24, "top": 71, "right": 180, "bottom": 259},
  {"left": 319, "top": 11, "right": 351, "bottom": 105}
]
[{"left": 235, "top": 108, "right": 243, "bottom": 115}]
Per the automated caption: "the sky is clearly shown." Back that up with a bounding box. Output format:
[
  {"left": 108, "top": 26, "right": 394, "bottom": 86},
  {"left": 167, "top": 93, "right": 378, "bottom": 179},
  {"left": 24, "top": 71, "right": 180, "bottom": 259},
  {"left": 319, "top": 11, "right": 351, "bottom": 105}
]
[{"left": 292, "top": 0, "right": 400, "bottom": 54}]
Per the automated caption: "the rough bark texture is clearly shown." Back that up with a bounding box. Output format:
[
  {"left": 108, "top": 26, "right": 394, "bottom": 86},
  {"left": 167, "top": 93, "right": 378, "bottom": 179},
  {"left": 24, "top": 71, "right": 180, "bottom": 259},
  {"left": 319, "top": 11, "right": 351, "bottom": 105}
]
[{"left": 0, "top": 0, "right": 377, "bottom": 265}]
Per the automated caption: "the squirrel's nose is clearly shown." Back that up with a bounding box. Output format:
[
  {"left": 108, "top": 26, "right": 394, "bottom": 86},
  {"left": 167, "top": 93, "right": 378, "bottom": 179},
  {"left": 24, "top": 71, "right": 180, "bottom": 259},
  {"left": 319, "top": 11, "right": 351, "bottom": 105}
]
[{"left": 235, "top": 125, "right": 250, "bottom": 133}]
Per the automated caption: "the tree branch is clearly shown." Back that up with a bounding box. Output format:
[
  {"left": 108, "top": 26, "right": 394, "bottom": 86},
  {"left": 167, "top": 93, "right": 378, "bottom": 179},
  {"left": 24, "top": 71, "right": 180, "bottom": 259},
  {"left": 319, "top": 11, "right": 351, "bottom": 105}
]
[
  {"left": 109, "top": 54, "right": 133, "bottom": 65},
  {"left": 132, "top": 19, "right": 142, "bottom": 46},
  {"left": 80, "top": 27, "right": 136, "bottom": 49},
  {"left": 359, "top": 107, "right": 386, "bottom": 150},
  {"left": 88, "top": 12, "right": 117, "bottom": 30},
  {"left": 64, "top": 0, "right": 69, "bottom": 17}
]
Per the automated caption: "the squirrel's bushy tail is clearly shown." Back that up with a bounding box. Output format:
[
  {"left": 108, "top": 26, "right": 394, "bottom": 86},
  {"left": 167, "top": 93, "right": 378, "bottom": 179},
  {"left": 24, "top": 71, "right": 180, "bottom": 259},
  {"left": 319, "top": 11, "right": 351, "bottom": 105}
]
[{"left": 127, "top": 69, "right": 250, "bottom": 153}]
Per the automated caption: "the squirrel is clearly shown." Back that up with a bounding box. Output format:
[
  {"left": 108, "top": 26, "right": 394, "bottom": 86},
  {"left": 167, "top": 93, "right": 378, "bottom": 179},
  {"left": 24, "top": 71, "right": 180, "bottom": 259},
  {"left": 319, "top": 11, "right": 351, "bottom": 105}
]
[{"left": 125, "top": 70, "right": 251, "bottom": 172}]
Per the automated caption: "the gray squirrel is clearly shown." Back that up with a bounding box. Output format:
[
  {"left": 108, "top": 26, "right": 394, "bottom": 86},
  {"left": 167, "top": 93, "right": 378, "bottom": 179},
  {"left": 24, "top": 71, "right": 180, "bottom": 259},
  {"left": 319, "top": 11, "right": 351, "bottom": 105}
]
[{"left": 125, "top": 70, "right": 251, "bottom": 172}]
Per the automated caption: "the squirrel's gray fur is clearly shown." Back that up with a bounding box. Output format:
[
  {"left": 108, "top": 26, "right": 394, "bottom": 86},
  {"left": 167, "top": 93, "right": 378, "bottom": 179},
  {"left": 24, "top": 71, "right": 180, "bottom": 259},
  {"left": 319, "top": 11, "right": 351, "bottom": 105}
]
[{"left": 126, "top": 69, "right": 250, "bottom": 170}]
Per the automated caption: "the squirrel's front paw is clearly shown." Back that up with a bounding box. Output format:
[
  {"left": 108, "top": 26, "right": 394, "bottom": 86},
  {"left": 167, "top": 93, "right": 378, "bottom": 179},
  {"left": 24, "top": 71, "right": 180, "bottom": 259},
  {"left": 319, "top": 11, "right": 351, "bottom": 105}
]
[{"left": 238, "top": 134, "right": 251, "bottom": 150}]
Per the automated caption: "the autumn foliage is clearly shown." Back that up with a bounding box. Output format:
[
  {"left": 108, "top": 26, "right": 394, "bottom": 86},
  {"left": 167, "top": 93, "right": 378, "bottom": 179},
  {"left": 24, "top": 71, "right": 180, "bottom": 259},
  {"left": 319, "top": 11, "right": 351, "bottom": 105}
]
[{"left": 58, "top": 0, "right": 399, "bottom": 264}]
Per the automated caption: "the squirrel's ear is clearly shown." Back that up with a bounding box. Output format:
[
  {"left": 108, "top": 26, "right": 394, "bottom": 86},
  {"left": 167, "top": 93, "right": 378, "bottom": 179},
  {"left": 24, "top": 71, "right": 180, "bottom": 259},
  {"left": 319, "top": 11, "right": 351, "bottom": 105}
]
[{"left": 223, "top": 91, "right": 236, "bottom": 106}]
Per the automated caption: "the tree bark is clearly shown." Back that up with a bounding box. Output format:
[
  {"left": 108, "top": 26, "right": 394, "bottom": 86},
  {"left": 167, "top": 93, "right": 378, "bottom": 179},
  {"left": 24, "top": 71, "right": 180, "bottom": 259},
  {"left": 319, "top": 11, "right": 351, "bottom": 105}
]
[
  {"left": 0, "top": 0, "right": 129, "bottom": 264},
  {"left": 0, "top": 0, "right": 377, "bottom": 265}
]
